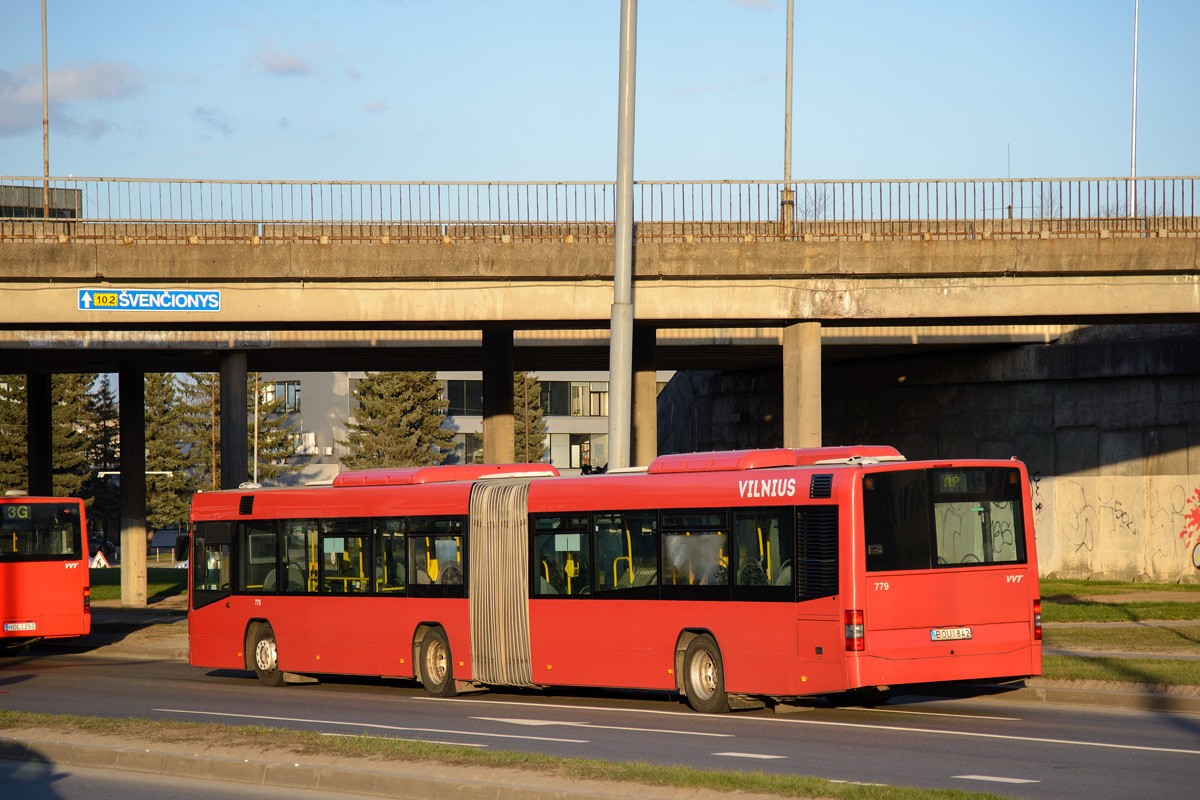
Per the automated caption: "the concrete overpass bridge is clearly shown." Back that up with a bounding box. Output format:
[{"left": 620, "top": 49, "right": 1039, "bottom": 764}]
[{"left": 2, "top": 175, "right": 1198, "bottom": 599}]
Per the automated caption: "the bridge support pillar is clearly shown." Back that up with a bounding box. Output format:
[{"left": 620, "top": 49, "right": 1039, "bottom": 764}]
[
  {"left": 220, "top": 352, "right": 248, "bottom": 489},
  {"left": 482, "top": 329, "right": 515, "bottom": 464},
  {"left": 631, "top": 327, "right": 657, "bottom": 467},
  {"left": 119, "top": 364, "right": 148, "bottom": 607},
  {"left": 26, "top": 372, "right": 52, "bottom": 497},
  {"left": 783, "top": 321, "right": 822, "bottom": 448}
]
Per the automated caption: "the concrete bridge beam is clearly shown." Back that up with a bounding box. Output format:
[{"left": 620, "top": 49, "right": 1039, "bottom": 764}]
[
  {"left": 118, "top": 364, "right": 147, "bottom": 607},
  {"left": 482, "top": 330, "right": 515, "bottom": 465},
  {"left": 220, "top": 352, "right": 248, "bottom": 490},
  {"left": 26, "top": 372, "right": 52, "bottom": 497},
  {"left": 632, "top": 327, "right": 657, "bottom": 467},
  {"left": 783, "top": 321, "right": 822, "bottom": 448}
]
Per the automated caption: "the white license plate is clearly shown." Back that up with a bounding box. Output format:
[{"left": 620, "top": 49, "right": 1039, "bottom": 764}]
[
  {"left": 4, "top": 622, "right": 36, "bottom": 632},
  {"left": 930, "top": 627, "right": 971, "bottom": 641}
]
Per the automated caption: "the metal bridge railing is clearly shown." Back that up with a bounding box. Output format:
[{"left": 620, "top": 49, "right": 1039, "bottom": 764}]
[{"left": 1, "top": 177, "right": 1196, "bottom": 243}]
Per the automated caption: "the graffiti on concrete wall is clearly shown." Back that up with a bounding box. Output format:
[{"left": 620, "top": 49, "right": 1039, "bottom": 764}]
[
  {"left": 1181, "top": 487, "right": 1200, "bottom": 571},
  {"left": 1054, "top": 478, "right": 1199, "bottom": 581}
]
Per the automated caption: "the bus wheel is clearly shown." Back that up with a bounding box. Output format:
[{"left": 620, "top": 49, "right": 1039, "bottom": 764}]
[
  {"left": 419, "top": 628, "right": 458, "bottom": 698},
  {"left": 683, "top": 635, "right": 729, "bottom": 713},
  {"left": 251, "top": 622, "right": 286, "bottom": 687}
]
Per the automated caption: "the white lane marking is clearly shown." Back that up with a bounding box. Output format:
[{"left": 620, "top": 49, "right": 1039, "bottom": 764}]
[
  {"left": 323, "top": 732, "right": 488, "bottom": 748},
  {"left": 955, "top": 775, "right": 1040, "bottom": 784},
  {"left": 766, "top": 717, "right": 1200, "bottom": 756},
  {"left": 410, "top": 696, "right": 1200, "bottom": 757},
  {"left": 859, "top": 707, "right": 1022, "bottom": 721},
  {"left": 713, "top": 751, "right": 787, "bottom": 760},
  {"left": 153, "top": 708, "right": 588, "bottom": 744},
  {"left": 472, "top": 716, "right": 732, "bottom": 738}
]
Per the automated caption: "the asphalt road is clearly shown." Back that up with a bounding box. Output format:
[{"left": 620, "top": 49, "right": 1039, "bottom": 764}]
[{"left": 3, "top": 645, "right": 1199, "bottom": 800}]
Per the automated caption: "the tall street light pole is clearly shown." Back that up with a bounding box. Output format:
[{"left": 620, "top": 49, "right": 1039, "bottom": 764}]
[
  {"left": 42, "top": 0, "right": 50, "bottom": 222},
  {"left": 1128, "top": 0, "right": 1139, "bottom": 218},
  {"left": 609, "top": 0, "right": 637, "bottom": 470},
  {"left": 784, "top": 0, "right": 793, "bottom": 186}
]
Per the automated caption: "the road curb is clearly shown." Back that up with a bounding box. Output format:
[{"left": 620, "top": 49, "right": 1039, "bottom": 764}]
[{"left": 0, "top": 735, "right": 686, "bottom": 800}]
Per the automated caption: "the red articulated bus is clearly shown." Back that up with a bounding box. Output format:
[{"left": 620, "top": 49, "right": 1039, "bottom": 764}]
[
  {"left": 184, "top": 447, "right": 1042, "bottom": 712},
  {"left": 1, "top": 496, "right": 91, "bottom": 653}
]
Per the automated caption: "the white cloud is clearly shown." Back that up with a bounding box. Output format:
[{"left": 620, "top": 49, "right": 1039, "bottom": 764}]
[
  {"left": 242, "top": 47, "right": 314, "bottom": 76},
  {"left": 192, "top": 106, "right": 236, "bottom": 137},
  {"left": 0, "top": 61, "right": 143, "bottom": 138},
  {"left": 360, "top": 101, "right": 388, "bottom": 113}
]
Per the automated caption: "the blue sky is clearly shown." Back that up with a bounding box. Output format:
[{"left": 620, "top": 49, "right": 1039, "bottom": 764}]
[{"left": 1, "top": 1, "right": 1196, "bottom": 182}]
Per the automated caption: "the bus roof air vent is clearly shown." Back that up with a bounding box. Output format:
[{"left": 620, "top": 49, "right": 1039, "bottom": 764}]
[
  {"left": 238, "top": 495, "right": 254, "bottom": 515},
  {"left": 333, "top": 463, "right": 560, "bottom": 487},
  {"left": 810, "top": 474, "right": 833, "bottom": 499}
]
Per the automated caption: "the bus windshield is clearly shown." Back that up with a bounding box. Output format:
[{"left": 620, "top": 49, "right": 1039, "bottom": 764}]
[
  {"left": 861, "top": 467, "right": 1026, "bottom": 571},
  {"left": 0, "top": 502, "right": 84, "bottom": 562}
]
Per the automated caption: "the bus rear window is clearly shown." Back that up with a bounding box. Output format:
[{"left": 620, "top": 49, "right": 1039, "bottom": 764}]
[
  {"left": 0, "top": 502, "right": 83, "bottom": 561},
  {"left": 863, "top": 467, "right": 1026, "bottom": 572}
]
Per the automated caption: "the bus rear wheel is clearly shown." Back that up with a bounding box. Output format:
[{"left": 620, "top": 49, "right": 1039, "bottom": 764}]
[
  {"left": 683, "top": 635, "right": 729, "bottom": 714},
  {"left": 419, "top": 628, "right": 458, "bottom": 698},
  {"left": 251, "top": 622, "right": 286, "bottom": 687}
]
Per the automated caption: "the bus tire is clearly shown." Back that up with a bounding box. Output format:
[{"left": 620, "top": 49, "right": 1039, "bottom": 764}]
[
  {"left": 251, "top": 622, "right": 286, "bottom": 687},
  {"left": 683, "top": 635, "right": 729, "bottom": 714},
  {"left": 419, "top": 628, "right": 458, "bottom": 698}
]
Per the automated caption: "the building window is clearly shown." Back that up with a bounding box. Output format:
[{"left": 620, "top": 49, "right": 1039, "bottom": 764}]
[
  {"left": 444, "top": 431, "right": 483, "bottom": 465},
  {"left": 550, "top": 433, "right": 608, "bottom": 472},
  {"left": 445, "top": 380, "right": 483, "bottom": 416},
  {"left": 264, "top": 380, "right": 301, "bottom": 412},
  {"left": 542, "top": 381, "right": 608, "bottom": 417}
]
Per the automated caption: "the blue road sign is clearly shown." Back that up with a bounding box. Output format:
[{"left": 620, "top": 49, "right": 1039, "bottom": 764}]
[{"left": 78, "top": 288, "right": 221, "bottom": 312}]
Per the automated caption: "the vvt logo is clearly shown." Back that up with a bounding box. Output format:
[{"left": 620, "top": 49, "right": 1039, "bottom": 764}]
[{"left": 1006, "top": 575, "right": 1023, "bottom": 583}]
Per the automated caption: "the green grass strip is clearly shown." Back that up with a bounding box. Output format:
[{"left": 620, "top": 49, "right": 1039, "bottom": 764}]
[
  {"left": 1042, "top": 624, "right": 1200, "bottom": 654},
  {"left": 0, "top": 710, "right": 1007, "bottom": 800},
  {"left": 1040, "top": 578, "right": 1200, "bottom": 596},
  {"left": 1041, "top": 601, "right": 1200, "bottom": 623},
  {"left": 1042, "top": 655, "right": 1200, "bottom": 687},
  {"left": 89, "top": 567, "right": 186, "bottom": 601}
]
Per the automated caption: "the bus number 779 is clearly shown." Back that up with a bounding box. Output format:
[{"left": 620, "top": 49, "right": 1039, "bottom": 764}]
[{"left": 875, "top": 582, "right": 889, "bottom": 590}]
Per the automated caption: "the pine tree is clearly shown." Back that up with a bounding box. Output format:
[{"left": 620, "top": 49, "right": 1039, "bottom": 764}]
[
  {"left": 0, "top": 375, "right": 26, "bottom": 492},
  {"left": 338, "top": 371, "right": 454, "bottom": 469},
  {"left": 0, "top": 373, "right": 95, "bottom": 497},
  {"left": 50, "top": 373, "right": 94, "bottom": 498},
  {"left": 178, "top": 372, "right": 304, "bottom": 489},
  {"left": 513, "top": 371, "right": 548, "bottom": 462},
  {"left": 81, "top": 374, "right": 120, "bottom": 542},
  {"left": 144, "top": 373, "right": 193, "bottom": 530}
]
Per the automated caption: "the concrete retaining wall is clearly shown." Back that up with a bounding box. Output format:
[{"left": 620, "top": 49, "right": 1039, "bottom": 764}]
[{"left": 657, "top": 327, "right": 1200, "bottom": 582}]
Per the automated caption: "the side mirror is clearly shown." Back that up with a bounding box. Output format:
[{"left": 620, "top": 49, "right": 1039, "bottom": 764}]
[{"left": 173, "top": 533, "right": 191, "bottom": 564}]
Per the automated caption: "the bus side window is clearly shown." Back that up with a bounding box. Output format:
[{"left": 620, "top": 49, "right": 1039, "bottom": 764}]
[
  {"left": 594, "top": 512, "right": 657, "bottom": 596},
  {"left": 732, "top": 508, "right": 796, "bottom": 601},
  {"left": 282, "top": 519, "right": 317, "bottom": 594},
  {"left": 239, "top": 521, "right": 278, "bottom": 593},
  {"left": 373, "top": 517, "right": 406, "bottom": 594},
  {"left": 661, "top": 510, "right": 728, "bottom": 588},
  {"left": 320, "top": 519, "right": 370, "bottom": 595},
  {"left": 192, "top": 521, "right": 232, "bottom": 608},
  {"left": 407, "top": 517, "right": 465, "bottom": 597}
]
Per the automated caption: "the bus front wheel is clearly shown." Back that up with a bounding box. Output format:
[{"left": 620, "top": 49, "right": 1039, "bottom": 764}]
[
  {"left": 683, "top": 635, "right": 729, "bottom": 713},
  {"left": 251, "top": 622, "right": 286, "bottom": 687},
  {"left": 418, "top": 628, "right": 458, "bottom": 698}
]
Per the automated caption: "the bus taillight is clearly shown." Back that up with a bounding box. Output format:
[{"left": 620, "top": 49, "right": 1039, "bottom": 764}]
[
  {"left": 83, "top": 586, "right": 91, "bottom": 613},
  {"left": 1032, "top": 599, "right": 1041, "bottom": 641},
  {"left": 845, "top": 609, "right": 865, "bottom": 651}
]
